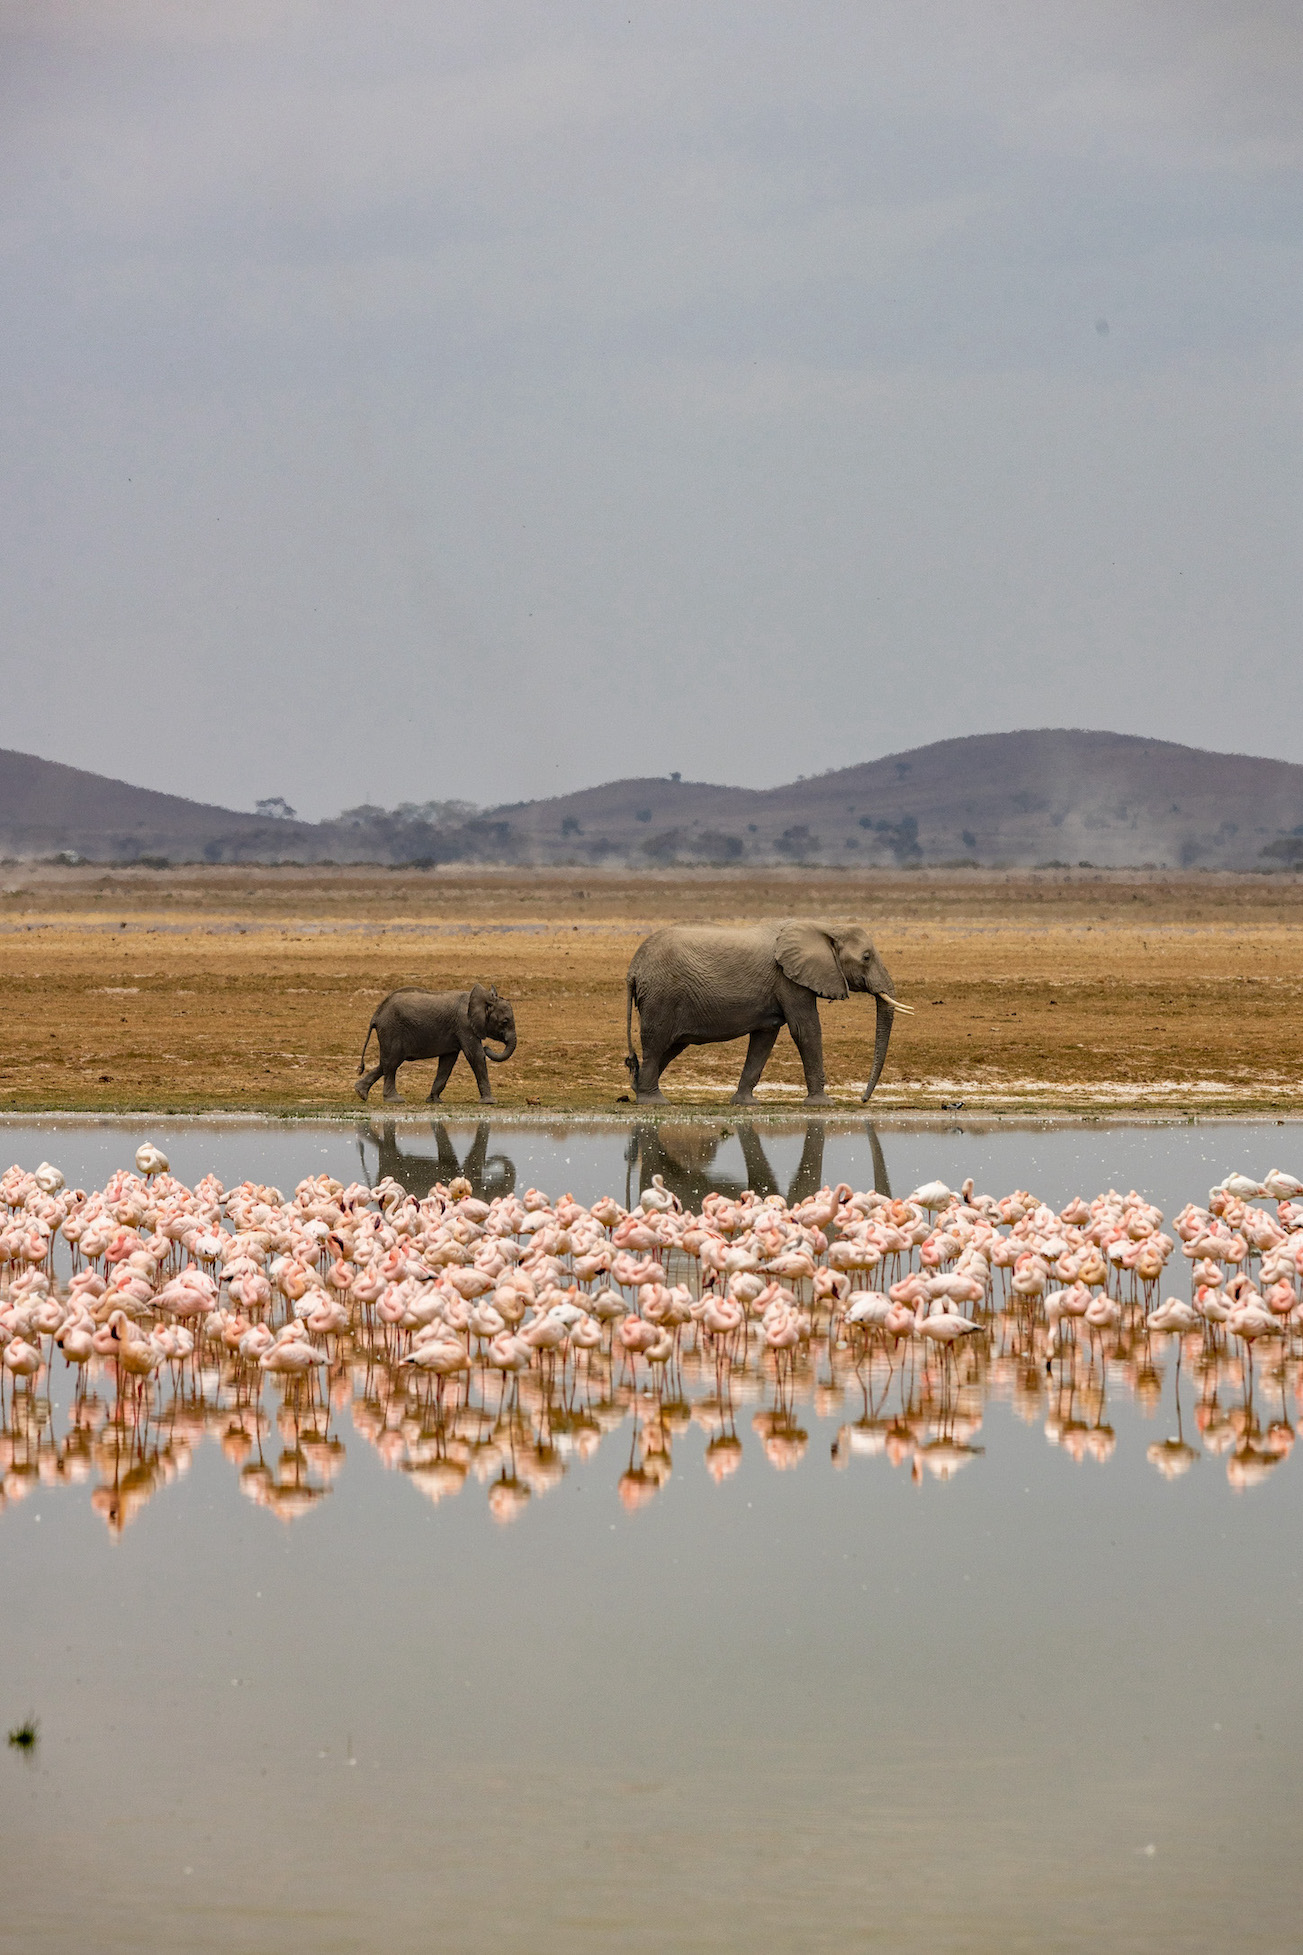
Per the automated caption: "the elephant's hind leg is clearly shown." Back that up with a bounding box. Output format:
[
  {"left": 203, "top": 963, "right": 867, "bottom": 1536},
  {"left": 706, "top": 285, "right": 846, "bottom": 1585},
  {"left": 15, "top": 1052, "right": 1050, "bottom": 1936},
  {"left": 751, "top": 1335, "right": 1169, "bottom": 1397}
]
[
  {"left": 636, "top": 1027, "right": 689, "bottom": 1103},
  {"left": 632, "top": 1008, "right": 672, "bottom": 1102},
  {"left": 651, "top": 1036, "right": 698, "bottom": 1097},
  {"left": 732, "top": 1026, "right": 781, "bottom": 1105},
  {"left": 382, "top": 1064, "right": 403, "bottom": 1103},
  {"left": 355, "top": 1064, "right": 385, "bottom": 1102},
  {"left": 635, "top": 1057, "right": 670, "bottom": 1104}
]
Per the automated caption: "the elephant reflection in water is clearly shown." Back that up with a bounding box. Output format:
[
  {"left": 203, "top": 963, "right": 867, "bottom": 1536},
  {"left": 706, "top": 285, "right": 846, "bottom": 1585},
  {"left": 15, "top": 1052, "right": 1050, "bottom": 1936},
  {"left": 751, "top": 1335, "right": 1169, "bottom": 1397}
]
[
  {"left": 624, "top": 1119, "right": 891, "bottom": 1212},
  {"left": 358, "top": 1120, "right": 516, "bottom": 1202}
]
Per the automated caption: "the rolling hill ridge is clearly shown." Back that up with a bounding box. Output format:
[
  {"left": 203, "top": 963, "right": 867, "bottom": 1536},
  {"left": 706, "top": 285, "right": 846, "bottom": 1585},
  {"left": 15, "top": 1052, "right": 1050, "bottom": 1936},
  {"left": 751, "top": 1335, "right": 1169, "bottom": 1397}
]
[{"left": 1, "top": 730, "right": 1301, "bottom": 872}]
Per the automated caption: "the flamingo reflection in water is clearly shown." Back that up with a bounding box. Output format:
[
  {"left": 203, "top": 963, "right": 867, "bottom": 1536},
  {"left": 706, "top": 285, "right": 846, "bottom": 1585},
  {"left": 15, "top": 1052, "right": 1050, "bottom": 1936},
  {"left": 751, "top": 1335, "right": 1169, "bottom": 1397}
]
[{"left": 4, "top": 1154, "right": 1303, "bottom": 1528}]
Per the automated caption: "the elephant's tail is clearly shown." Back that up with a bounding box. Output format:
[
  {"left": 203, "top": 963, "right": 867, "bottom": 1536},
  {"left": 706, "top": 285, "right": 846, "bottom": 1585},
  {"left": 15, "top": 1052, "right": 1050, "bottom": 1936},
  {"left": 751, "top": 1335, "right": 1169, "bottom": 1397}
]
[
  {"left": 623, "top": 973, "right": 640, "bottom": 1084},
  {"left": 357, "top": 1020, "right": 377, "bottom": 1076}
]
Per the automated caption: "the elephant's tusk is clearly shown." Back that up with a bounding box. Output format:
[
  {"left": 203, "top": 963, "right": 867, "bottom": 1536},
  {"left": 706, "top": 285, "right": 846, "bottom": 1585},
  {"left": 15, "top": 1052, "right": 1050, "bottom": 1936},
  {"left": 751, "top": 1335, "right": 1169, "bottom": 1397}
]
[{"left": 878, "top": 995, "right": 914, "bottom": 1014}]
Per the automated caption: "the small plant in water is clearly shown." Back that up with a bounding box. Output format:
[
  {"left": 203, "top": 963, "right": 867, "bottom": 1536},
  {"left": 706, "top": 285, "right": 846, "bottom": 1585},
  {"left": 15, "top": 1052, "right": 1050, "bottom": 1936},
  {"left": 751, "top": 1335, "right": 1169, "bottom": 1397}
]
[{"left": 8, "top": 1716, "right": 38, "bottom": 1751}]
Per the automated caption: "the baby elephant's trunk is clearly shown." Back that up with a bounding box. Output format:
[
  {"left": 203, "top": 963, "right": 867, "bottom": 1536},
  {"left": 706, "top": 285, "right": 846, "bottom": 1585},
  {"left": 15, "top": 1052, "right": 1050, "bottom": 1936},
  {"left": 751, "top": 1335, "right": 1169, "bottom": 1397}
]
[{"left": 485, "top": 1024, "right": 517, "bottom": 1063}]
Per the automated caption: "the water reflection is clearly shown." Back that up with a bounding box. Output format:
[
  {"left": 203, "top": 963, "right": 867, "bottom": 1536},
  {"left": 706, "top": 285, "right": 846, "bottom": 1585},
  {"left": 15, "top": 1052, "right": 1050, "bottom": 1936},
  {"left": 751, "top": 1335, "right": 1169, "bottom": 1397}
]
[
  {"left": 357, "top": 1119, "right": 517, "bottom": 1201},
  {"left": 4, "top": 1141, "right": 1303, "bottom": 1533},
  {"left": 10, "top": 1266, "right": 1298, "bottom": 1529},
  {"left": 356, "top": 1117, "right": 890, "bottom": 1212},
  {"left": 624, "top": 1119, "right": 891, "bottom": 1209}
]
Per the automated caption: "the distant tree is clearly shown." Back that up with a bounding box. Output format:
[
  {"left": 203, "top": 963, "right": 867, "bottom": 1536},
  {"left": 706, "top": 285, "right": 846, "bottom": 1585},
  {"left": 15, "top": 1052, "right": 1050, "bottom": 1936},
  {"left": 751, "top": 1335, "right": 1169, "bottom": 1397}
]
[
  {"left": 391, "top": 799, "right": 479, "bottom": 825},
  {"left": 642, "top": 829, "right": 684, "bottom": 863},
  {"left": 255, "top": 796, "right": 296, "bottom": 820},
  {"left": 336, "top": 800, "right": 479, "bottom": 828},
  {"left": 695, "top": 831, "right": 743, "bottom": 861},
  {"left": 774, "top": 825, "right": 820, "bottom": 858}
]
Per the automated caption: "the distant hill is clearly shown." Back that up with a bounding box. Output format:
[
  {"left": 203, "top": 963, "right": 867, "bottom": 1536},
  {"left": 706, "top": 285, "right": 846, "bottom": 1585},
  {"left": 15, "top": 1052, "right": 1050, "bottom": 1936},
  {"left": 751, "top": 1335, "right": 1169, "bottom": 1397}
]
[
  {"left": 2, "top": 731, "right": 1302, "bottom": 871},
  {"left": 0, "top": 748, "right": 315, "bottom": 861},
  {"left": 0, "top": 748, "right": 509, "bottom": 869},
  {"left": 508, "top": 731, "right": 1303, "bottom": 871}
]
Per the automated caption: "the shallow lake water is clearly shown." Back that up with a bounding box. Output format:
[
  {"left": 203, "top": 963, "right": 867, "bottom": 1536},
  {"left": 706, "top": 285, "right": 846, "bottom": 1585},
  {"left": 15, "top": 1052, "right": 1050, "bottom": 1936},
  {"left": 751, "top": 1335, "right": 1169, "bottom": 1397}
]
[{"left": 3, "top": 1115, "right": 1303, "bottom": 1954}]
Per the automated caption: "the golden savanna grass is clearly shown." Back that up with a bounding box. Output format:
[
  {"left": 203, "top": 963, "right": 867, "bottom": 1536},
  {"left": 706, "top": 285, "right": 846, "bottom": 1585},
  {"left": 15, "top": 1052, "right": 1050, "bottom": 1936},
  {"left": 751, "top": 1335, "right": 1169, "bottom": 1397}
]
[{"left": 0, "top": 863, "right": 1300, "bottom": 1114}]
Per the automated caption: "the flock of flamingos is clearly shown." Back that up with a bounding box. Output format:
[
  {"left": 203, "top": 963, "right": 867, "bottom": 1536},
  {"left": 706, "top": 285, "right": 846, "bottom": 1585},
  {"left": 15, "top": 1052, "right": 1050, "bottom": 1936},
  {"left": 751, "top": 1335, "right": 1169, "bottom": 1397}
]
[{"left": 2, "top": 1144, "right": 1303, "bottom": 1531}]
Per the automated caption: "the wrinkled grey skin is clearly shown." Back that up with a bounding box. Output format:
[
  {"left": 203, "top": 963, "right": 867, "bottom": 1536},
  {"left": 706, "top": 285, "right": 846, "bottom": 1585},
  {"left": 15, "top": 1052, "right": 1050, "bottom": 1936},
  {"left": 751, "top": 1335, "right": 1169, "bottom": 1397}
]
[
  {"left": 624, "top": 921, "right": 897, "bottom": 1107},
  {"left": 355, "top": 984, "right": 517, "bottom": 1103}
]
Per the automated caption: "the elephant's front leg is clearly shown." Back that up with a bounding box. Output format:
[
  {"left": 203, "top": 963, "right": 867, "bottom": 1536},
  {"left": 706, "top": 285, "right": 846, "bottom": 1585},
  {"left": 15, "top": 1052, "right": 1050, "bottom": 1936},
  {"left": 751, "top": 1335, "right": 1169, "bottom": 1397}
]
[
  {"left": 427, "top": 1051, "right": 458, "bottom": 1103},
  {"left": 461, "top": 1035, "right": 495, "bottom": 1103},
  {"left": 786, "top": 1000, "right": 830, "bottom": 1106},
  {"left": 732, "top": 1025, "right": 781, "bottom": 1105}
]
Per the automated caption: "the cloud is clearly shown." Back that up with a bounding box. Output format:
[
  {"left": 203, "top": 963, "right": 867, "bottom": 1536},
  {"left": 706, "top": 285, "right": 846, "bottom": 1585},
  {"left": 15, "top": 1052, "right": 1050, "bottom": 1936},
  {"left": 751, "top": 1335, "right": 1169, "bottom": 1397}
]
[{"left": 0, "top": 1, "right": 1298, "bottom": 817}]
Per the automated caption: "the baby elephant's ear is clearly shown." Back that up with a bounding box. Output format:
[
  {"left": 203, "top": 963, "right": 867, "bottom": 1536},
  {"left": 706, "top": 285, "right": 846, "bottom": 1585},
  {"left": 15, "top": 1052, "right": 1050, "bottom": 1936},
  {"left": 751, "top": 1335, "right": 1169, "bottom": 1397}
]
[
  {"left": 467, "top": 982, "right": 490, "bottom": 1032},
  {"left": 774, "top": 921, "right": 848, "bottom": 1000},
  {"left": 489, "top": 985, "right": 499, "bottom": 999}
]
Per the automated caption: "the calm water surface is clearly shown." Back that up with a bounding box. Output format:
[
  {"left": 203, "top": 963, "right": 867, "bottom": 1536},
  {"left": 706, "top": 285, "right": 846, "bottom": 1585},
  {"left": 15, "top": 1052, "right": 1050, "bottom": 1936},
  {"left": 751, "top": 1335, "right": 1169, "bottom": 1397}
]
[{"left": 2, "top": 1116, "right": 1302, "bottom": 1955}]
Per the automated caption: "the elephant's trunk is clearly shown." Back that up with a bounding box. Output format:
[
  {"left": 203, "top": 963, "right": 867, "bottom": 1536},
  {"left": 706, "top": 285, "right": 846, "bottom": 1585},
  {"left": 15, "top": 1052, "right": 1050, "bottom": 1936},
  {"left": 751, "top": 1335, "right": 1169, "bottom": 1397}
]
[
  {"left": 484, "top": 1025, "right": 517, "bottom": 1063},
  {"left": 862, "top": 993, "right": 895, "bottom": 1103}
]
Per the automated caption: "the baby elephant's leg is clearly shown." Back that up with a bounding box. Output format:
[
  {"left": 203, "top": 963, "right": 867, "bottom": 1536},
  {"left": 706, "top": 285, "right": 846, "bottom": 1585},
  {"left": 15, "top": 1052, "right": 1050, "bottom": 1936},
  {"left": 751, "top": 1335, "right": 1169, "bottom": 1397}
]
[
  {"left": 461, "top": 1034, "right": 494, "bottom": 1102},
  {"left": 428, "top": 1051, "right": 459, "bottom": 1102}
]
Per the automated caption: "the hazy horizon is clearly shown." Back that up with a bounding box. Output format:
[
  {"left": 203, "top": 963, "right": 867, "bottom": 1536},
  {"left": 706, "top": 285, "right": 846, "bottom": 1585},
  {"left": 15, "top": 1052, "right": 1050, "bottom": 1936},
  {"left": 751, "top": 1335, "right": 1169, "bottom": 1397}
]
[
  {"left": 2, "top": 3, "right": 1299, "bottom": 820},
  {"left": 8, "top": 719, "right": 1303, "bottom": 828}
]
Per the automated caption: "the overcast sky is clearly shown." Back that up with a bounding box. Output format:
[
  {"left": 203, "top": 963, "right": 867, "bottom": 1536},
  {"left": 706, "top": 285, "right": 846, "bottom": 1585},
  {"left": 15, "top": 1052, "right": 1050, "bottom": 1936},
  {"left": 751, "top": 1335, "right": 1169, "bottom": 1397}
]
[{"left": 1, "top": 1, "right": 1299, "bottom": 820}]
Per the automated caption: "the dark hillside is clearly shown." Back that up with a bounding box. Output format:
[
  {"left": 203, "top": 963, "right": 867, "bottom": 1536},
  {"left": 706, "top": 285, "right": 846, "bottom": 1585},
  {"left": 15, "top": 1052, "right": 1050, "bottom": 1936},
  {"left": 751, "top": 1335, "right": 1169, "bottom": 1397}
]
[
  {"left": 2, "top": 730, "right": 1302, "bottom": 870},
  {"left": 500, "top": 730, "right": 1303, "bottom": 871},
  {"left": 0, "top": 748, "right": 318, "bottom": 862}
]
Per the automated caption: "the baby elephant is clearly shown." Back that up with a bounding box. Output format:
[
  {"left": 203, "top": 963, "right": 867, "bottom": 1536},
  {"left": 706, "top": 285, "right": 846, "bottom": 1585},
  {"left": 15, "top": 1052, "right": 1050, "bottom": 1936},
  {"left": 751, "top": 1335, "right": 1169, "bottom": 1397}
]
[{"left": 355, "top": 984, "right": 518, "bottom": 1104}]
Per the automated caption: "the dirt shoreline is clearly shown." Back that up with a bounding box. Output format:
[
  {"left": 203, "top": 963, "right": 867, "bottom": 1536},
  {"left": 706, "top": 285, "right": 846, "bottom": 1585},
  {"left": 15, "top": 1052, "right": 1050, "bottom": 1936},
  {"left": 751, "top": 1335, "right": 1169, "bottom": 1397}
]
[
  {"left": 1, "top": 1109, "right": 1300, "bottom": 1131},
  {"left": 0, "top": 865, "right": 1299, "bottom": 1117}
]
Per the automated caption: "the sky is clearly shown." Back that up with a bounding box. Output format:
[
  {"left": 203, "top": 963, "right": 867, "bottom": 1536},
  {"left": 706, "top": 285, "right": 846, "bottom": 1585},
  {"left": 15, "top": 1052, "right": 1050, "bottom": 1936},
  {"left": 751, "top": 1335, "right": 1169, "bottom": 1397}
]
[{"left": 0, "top": 1, "right": 1299, "bottom": 821}]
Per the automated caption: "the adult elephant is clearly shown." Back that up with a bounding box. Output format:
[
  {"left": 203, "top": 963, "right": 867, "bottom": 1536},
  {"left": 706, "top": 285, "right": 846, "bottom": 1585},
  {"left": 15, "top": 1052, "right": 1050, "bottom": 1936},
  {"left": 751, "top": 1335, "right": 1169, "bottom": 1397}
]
[
  {"left": 355, "top": 984, "right": 517, "bottom": 1103},
  {"left": 623, "top": 921, "right": 907, "bottom": 1106}
]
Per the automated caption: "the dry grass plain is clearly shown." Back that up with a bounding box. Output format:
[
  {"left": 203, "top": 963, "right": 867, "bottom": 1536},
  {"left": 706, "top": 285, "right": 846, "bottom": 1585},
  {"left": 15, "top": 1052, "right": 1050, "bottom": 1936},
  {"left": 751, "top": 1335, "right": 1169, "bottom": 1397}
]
[{"left": 0, "top": 863, "right": 1300, "bottom": 1116}]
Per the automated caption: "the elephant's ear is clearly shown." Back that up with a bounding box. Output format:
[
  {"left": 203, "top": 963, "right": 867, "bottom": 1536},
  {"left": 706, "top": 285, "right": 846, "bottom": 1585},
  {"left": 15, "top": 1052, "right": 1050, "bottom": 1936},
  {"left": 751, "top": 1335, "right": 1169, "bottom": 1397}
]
[
  {"left": 467, "top": 983, "right": 490, "bottom": 1035},
  {"left": 774, "top": 921, "right": 848, "bottom": 1000}
]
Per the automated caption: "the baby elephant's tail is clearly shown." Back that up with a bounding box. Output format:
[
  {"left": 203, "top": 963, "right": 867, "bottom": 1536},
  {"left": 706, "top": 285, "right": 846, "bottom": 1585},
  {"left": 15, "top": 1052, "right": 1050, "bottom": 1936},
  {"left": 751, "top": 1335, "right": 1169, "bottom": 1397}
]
[{"left": 357, "top": 1020, "right": 377, "bottom": 1075}]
